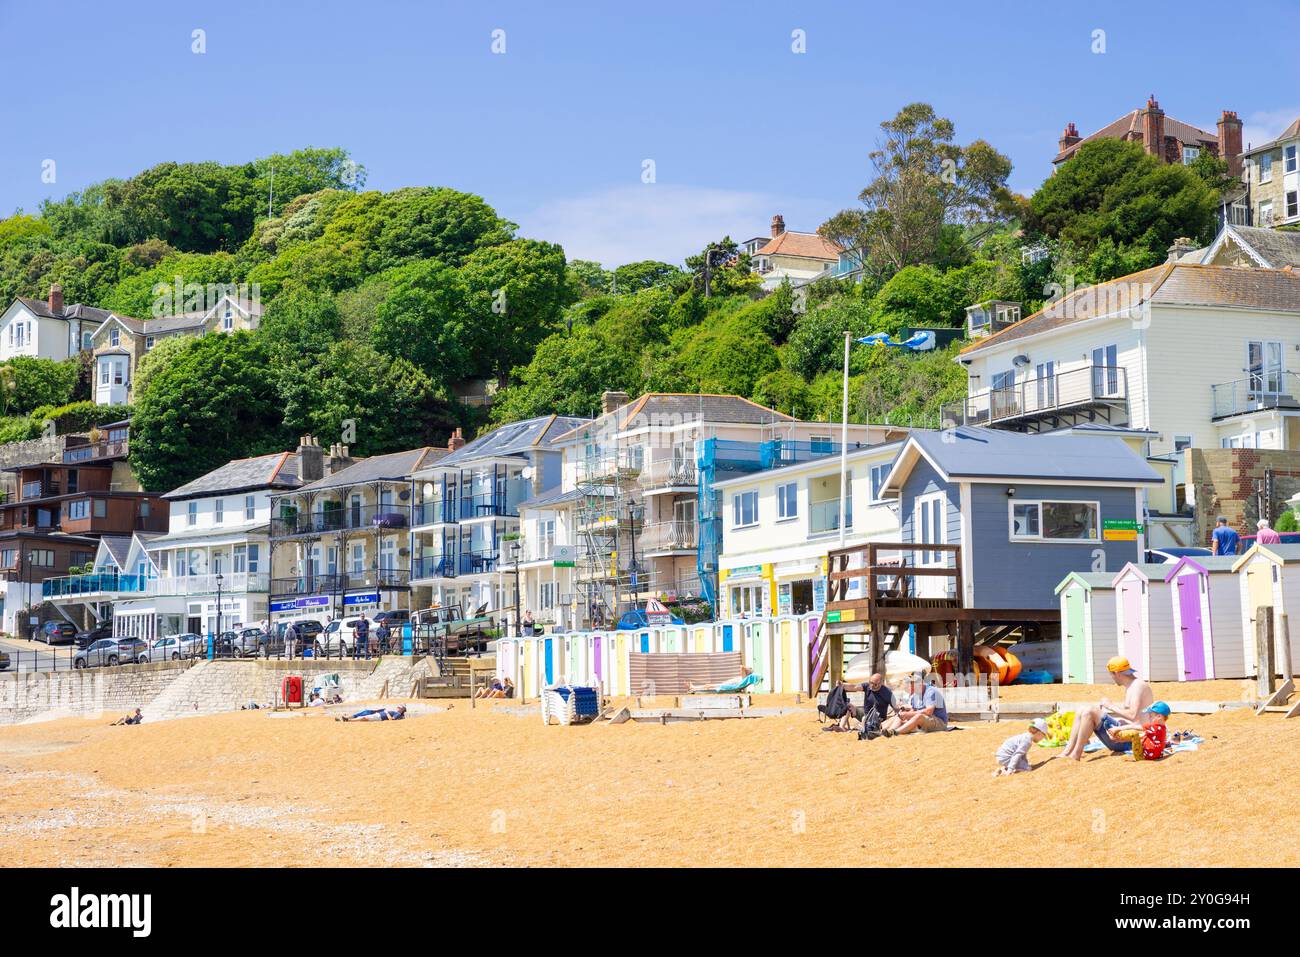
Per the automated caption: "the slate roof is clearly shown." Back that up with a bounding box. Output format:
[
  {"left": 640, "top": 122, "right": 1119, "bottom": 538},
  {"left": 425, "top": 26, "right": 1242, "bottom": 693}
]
[
  {"left": 296, "top": 447, "right": 450, "bottom": 492},
  {"left": 98, "top": 535, "right": 134, "bottom": 568},
  {"left": 163, "top": 452, "right": 304, "bottom": 500},
  {"left": 1241, "top": 117, "right": 1300, "bottom": 156},
  {"left": 961, "top": 263, "right": 1300, "bottom": 355},
  {"left": 435, "top": 415, "right": 588, "bottom": 468},
  {"left": 1205, "top": 225, "right": 1300, "bottom": 269},
  {"left": 516, "top": 486, "right": 586, "bottom": 511},
  {"left": 891, "top": 426, "right": 1163, "bottom": 487},
  {"left": 555, "top": 394, "right": 791, "bottom": 442},
  {"left": 14, "top": 297, "right": 128, "bottom": 326},
  {"left": 1056, "top": 571, "right": 1117, "bottom": 591}
]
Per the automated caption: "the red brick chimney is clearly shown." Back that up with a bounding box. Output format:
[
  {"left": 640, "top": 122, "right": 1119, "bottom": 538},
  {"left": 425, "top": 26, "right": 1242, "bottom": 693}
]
[
  {"left": 770, "top": 214, "right": 785, "bottom": 238},
  {"left": 448, "top": 427, "right": 467, "bottom": 451},
  {"left": 1218, "top": 109, "right": 1243, "bottom": 177},
  {"left": 1058, "top": 122, "right": 1081, "bottom": 154},
  {"left": 1141, "top": 95, "right": 1166, "bottom": 161},
  {"left": 48, "top": 283, "right": 63, "bottom": 314}
]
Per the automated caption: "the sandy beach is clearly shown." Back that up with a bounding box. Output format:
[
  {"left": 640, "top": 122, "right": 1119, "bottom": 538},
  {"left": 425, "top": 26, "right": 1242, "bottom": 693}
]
[{"left": 1, "top": 679, "right": 1295, "bottom": 868}]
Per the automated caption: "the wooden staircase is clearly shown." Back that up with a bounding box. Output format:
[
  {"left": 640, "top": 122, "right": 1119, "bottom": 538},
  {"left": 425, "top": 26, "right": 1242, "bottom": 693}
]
[{"left": 416, "top": 656, "right": 496, "bottom": 699}]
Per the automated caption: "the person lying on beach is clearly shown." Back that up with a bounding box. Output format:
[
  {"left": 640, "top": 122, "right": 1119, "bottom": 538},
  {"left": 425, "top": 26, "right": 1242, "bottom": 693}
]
[
  {"left": 336, "top": 705, "right": 407, "bottom": 722},
  {"left": 308, "top": 692, "right": 326, "bottom": 707},
  {"left": 1060, "top": 656, "right": 1153, "bottom": 760},
  {"left": 835, "top": 673, "right": 894, "bottom": 734},
  {"left": 993, "top": 718, "right": 1049, "bottom": 776},
  {"left": 110, "top": 708, "right": 142, "bottom": 726},
  {"left": 686, "top": 667, "right": 758, "bottom": 693},
  {"left": 882, "top": 675, "right": 947, "bottom": 735}
]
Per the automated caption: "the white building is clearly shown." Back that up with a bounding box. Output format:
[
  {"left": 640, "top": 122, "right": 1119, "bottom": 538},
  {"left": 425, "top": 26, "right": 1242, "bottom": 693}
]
[{"left": 0, "top": 285, "right": 112, "bottom": 363}]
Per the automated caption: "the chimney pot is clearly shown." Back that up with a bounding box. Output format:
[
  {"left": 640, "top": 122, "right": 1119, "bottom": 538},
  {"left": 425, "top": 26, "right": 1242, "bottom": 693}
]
[
  {"left": 1217, "top": 109, "right": 1244, "bottom": 177},
  {"left": 770, "top": 214, "right": 785, "bottom": 238},
  {"left": 48, "top": 283, "right": 63, "bottom": 314},
  {"left": 448, "top": 428, "right": 467, "bottom": 451},
  {"left": 298, "top": 436, "right": 325, "bottom": 482}
]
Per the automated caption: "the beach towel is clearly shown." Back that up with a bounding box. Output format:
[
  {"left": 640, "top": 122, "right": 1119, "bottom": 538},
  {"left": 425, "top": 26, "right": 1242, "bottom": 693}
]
[
  {"left": 1082, "top": 735, "right": 1202, "bottom": 756},
  {"left": 718, "top": 673, "right": 761, "bottom": 693}
]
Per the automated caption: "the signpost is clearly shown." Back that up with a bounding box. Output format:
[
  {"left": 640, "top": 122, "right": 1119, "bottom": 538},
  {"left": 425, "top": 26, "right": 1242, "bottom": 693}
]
[{"left": 1102, "top": 519, "right": 1140, "bottom": 542}]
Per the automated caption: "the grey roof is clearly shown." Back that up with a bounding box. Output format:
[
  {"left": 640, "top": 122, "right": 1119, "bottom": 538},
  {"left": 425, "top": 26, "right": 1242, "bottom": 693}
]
[
  {"left": 436, "top": 415, "right": 587, "bottom": 468},
  {"left": 517, "top": 486, "right": 585, "bottom": 511},
  {"left": 1247, "top": 543, "right": 1300, "bottom": 563},
  {"left": 899, "top": 426, "right": 1163, "bottom": 485},
  {"left": 1124, "top": 562, "right": 1179, "bottom": 580},
  {"left": 1172, "top": 555, "right": 1237, "bottom": 573},
  {"left": 296, "top": 447, "right": 449, "bottom": 492},
  {"left": 1208, "top": 225, "right": 1300, "bottom": 269},
  {"left": 1240, "top": 117, "right": 1300, "bottom": 156},
  {"left": 962, "top": 263, "right": 1300, "bottom": 355},
  {"left": 164, "top": 452, "right": 303, "bottom": 500},
  {"left": 99, "top": 535, "right": 134, "bottom": 568},
  {"left": 1058, "top": 571, "right": 1116, "bottom": 590},
  {"left": 141, "top": 314, "right": 206, "bottom": 335},
  {"left": 15, "top": 297, "right": 119, "bottom": 324},
  {"left": 556, "top": 394, "right": 790, "bottom": 442}
]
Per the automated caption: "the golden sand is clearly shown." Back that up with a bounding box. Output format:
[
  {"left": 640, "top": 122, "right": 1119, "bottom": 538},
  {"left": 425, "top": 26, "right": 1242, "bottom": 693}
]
[{"left": 0, "top": 686, "right": 1295, "bottom": 867}]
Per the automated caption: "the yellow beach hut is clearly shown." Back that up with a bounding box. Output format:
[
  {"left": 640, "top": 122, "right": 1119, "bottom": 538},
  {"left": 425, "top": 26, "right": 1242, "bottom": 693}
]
[{"left": 1230, "top": 543, "right": 1300, "bottom": 679}]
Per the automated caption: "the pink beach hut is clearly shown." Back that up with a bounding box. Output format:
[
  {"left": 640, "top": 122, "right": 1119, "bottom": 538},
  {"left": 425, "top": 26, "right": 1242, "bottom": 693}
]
[{"left": 1111, "top": 562, "right": 1180, "bottom": 681}]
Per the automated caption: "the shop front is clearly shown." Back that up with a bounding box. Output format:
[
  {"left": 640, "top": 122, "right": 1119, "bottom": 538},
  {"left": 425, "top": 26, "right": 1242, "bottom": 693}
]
[{"left": 773, "top": 560, "right": 823, "bottom": 616}]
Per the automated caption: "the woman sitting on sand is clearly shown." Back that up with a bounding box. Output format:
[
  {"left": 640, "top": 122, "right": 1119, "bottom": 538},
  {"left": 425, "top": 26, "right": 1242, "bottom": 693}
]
[{"left": 476, "top": 677, "right": 515, "bottom": 699}]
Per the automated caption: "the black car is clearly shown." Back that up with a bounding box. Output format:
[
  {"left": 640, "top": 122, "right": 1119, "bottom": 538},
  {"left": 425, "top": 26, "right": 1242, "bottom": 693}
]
[{"left": 74, "top": 622, "right": 115, "bottom": 649}]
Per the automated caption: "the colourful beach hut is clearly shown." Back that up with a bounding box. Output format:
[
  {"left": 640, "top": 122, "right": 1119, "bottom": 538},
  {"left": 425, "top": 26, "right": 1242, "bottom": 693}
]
[
  {"left": 1055, "top": 572, "right": 1119, "bottom": 684},
  {"left": 1163, "top": 556, "right": 1242, "bottom": 680},
  {"left": 1111, "top": 563, "right": 1180, "bottom": 681},
  {"left": 1230, "top": 543, "right": 1300, "bottom": 679}
]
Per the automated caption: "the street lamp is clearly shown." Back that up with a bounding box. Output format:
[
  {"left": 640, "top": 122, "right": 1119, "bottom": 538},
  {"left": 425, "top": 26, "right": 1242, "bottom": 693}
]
[
  {"left": 509, "top": 540, "right": 521, "bottom": 637},
  {"left": 628, "top": 500, "right": 644, "bottom": 612},
  {"left": 214, "top": 571, "right": 224, "bottom": 651}
]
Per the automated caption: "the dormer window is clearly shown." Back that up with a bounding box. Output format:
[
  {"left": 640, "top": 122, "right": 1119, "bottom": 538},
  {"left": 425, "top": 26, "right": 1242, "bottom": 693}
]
[{"left": 109, "top": 327, "right": 120, "bottom": 347}]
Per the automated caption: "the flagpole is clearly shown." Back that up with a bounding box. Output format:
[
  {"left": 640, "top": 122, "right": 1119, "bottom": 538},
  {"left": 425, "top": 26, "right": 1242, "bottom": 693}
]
[{"left": 839, "top": 330, "right": 850, "bottom": 548}]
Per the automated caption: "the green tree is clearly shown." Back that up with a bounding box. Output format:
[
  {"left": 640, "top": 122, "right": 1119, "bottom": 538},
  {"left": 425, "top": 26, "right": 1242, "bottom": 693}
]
[
  {"left": 785, "top": 298, "right": 871, "bottom": 380},
  {"left": 612, "top": 260, "right": 684, "bottom": 292},
  {"left": 129, "top": 333, "right": 290, "bottom": 491},
  {"left": 490, "top": 324, "right": 641, "bottom": 423},
  {"left": 0, "top": 357, "right": 80, "bottom": 416},
  {"left": 820, "top": 103, "right": 1018, "bottom": 277},
  {"left": 868, "top": 264, "right": 964, "bottom": 333},
  {"left": 1029, "top": 138, "right": 1218, "bottom": 267},
  {"left": 369, "top": 260, "right": 471, "bottom": 387}
]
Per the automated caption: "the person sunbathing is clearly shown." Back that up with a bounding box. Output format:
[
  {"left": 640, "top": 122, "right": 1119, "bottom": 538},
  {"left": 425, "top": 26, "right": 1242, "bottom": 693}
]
[
  {"left": 110, "top": 708, "right": 142, "bottom": 726},
  {"left": 1060, "top": 656, "right": 1153, "bottom": 760},
  {"left": 687, "top": 667, "right": 759, "bottom": 693},
  {"left": 336, "top": 705, "right": 407, "bottom": 722},
  {"left": 477, "top": 677, "right": 517, "bottom": 699}
]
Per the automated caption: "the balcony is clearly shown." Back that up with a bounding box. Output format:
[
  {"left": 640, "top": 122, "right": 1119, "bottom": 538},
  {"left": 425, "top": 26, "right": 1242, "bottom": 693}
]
[
  {"left": 411, "top": 550, "right": 497, "bottom": 580},
  {"left": 270, "top": 504, "right": 410, "bottom": 538},
  {"left": 145, "top": 572, "right": 270, "bottom": 597},
  {"left": 42, "top": 571, "right": 148, "bottom": 600},
  {"left": 638, "top": 456, "right": 698, "bottom": 492},
  {"left": 639, "top": 520, "right": 697, "bottom": 553},
  {"left": 1211, "top": 373, "right": 1300, "bottom": 420},
  {"left": 810, "top": 500, "right": 852, "bottom": 535},
  {"left": 268, "top": 569, "right": 409, "bottom": 597},
  {"left": 63, "top": 438, "right": 130, "bottom": 464},
  {"left": 412, "top": 500, "right": 457, "bottom": 527},
  {"left": 942, "top": 364, "right": 1129, "bottom": 432}
]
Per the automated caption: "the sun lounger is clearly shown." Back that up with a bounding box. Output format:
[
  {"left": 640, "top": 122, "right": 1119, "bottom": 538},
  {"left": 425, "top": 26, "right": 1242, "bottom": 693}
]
[{"left": 697, "top": 673, "right": 761, "bottom": 693}]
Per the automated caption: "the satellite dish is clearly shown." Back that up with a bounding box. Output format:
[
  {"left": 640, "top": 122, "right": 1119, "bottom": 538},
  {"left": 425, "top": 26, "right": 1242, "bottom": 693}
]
[
  {"left": 423, "top": 483, "right": 435, "bottom": 498},
  {"left": 521, "top": 466, "right": 535, "bottom": 480}
]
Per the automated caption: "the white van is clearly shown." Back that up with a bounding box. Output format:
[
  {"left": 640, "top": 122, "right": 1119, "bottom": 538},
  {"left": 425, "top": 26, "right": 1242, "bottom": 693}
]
[{"left": 315, "top": 616, "right": 378, "bottom": 656}]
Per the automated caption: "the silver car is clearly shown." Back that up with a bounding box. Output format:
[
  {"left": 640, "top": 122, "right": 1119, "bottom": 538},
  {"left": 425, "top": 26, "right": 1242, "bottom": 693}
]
[
  {"left": 151, "top": 633, "right": 205, "bottom": 660},
  {"left": 74, "top": 637, "right": 150, "bottom": 668}
]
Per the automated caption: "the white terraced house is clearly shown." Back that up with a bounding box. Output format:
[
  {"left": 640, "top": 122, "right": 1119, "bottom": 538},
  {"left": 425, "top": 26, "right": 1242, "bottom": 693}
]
[
  {"left": 951, "top": 259, "right": 1300, "bottom": 456},
  {"left": 511, "top": 391, "right": 902, "bottom": 632},
  {"left": 0, "top": 284, "right": 113, "bottom": 363}
]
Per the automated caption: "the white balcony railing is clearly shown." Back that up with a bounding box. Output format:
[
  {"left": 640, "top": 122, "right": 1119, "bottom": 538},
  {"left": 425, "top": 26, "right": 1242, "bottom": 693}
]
[{"left": 145, "top": 572, "right": 270, "bottom": 597}]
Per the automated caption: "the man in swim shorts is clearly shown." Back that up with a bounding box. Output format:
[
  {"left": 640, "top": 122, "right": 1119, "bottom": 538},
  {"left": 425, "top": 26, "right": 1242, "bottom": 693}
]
[{"left": 1060, "top": 656, "right": 1153, "bottom": 760}]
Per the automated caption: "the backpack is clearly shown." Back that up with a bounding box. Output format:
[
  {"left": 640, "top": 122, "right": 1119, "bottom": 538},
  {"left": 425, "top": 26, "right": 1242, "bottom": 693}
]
[
  {"left": 821, "top": 684, "right": 850, "bottom": 720},
  {"left": 858, "top": 706, "right": 883, "bottom": 740}
]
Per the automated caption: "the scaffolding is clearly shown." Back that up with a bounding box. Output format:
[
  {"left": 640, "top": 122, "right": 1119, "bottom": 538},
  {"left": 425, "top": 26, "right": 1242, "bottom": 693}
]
[{"left": 575, "top": 440, "right": 643, "bottom": 626}]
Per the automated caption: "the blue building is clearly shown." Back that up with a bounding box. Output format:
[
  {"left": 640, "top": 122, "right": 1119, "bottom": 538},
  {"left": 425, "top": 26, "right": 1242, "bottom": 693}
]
[{"left": 879, "top": 426, "right": 1164, "bottom": 609}]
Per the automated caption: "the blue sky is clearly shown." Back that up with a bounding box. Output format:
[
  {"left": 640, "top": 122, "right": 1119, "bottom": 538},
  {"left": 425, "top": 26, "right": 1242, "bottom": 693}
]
[{"left": 1, "top": 0, "right": 1296, "bottom": 266}]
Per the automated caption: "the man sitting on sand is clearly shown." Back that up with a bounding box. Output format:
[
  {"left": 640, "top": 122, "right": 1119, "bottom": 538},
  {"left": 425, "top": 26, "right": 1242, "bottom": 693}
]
[
  {"left": 1060, "top": 656, "right": 1153, "bottom": 760},
  {"left": 336, "top": 705, "right": 407, "bottom": 722},
  {"left": 882, "top": 674, "right": 947, "bottom": 735},
  {"left": 110, "top": 708, "right": 142, "bottom": 726},
  {"left": 834, "top": 673, "right": 895, "bottom": 733},
  {"left": 475, "top": 677, "right": 515, "bottom": 699},
  {"left": 686, "top": 666, "right": 758, "bottom": 693}
]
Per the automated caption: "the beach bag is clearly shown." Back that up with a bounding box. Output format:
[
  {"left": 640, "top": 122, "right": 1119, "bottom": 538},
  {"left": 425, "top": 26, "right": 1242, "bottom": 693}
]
[{"left": 821, "top": 684, "right": 851, "bottom": 720}]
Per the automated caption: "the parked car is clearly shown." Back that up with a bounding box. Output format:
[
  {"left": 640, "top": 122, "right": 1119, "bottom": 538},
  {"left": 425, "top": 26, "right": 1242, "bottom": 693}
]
[
  {"left": 41, "top": 620, "right": 77, "bottom": 645},
  {"left": 314, "top": 616, "right": 378, "bottom": 657},
  {"left": 74, "top": 622, "right": 115, "bottom": 649},
  {"left": 151, "top": 633, "right": 205, "bottom": 660},
  {"left": 215, "top": 627, "right": 265, "bottom": 658},
  {"left": 1144, "top": 547, "right": 1212, "bottom": 564},
  {"left": 0, "top": 648, "right": 10, "bottom": 671},
  {"left": 411, "top": 604, "right": 493, "bottom": 656},
  {"left": 615, "top": 608, "right": 685, "bottom": 630},
  {"left": 373, "top": 609, "right": 409, "bottom": 627},
  {"left": 74, "top": 636, "right": 149, "bottom": 668},
  {"left": 260, "top": 619, "right": 324, "bottom": 657}
]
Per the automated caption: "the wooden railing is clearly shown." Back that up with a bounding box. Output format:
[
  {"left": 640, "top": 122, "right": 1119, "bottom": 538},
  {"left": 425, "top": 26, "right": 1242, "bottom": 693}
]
[{"left": 808, "top": 541, "right": 963, "bottom": 696}]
